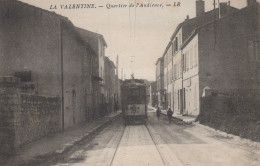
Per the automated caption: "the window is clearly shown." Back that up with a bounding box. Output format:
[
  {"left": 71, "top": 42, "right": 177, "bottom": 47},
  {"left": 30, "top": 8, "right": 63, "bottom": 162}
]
[
  {"left": 175, "top": 37, "right": 178, "bottom": 51},
  {"left": 183, "top": 53, "right": 186, "bottom": 72},
  {"left": 186, "top": 50, "right": 189, "bottom": 71}
]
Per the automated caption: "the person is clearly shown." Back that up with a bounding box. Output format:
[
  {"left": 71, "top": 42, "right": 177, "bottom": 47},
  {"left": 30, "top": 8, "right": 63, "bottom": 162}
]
[
  {"left": 167, "top": 108, "right": 173, "bottom": 124},
  {"left": 156, "top": 107, "right": 161, "bottom": 120}
]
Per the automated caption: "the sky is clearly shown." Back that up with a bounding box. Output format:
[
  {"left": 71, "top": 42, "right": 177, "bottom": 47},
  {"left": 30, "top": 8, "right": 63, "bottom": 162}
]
[{"left": 20, "top": 0, "right": 253, "bottom": 81}]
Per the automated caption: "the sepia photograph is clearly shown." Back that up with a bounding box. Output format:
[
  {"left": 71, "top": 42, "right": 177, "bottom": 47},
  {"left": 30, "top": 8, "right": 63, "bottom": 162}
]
[{"left": 0, "top": 0, "right": 260, "bottom": 165}]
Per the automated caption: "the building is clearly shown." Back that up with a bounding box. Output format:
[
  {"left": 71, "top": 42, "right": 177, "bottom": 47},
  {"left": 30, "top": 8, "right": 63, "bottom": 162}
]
[
  {"left": 104, "top": 56, "right": 117, "bottom": 115},
  {"left": 155, "top": 57, "right": 165, "bottom": 108},
  {"left": 160, "top": 0, "right": 238, "bottom": 114},
  {"left": 0, "top": 0, "right": 95, "bottom": 129},
  {"left": 163, "top": 42, "right": 174, "bottom": 110},
  {"left": 181, "top": 0, "right": 260, "bottom": 116},
  {"left": 115, "top": 55, "right": 121, "bottom": 111},
  {"left": 158, "top": 0, "right": 260, "bottom": 116},
  {"left": 150, "top": 81, "right": 158, "bottom": 107},
  {"left": 76, "top": 28, "right": 107, "bottom": 117}
]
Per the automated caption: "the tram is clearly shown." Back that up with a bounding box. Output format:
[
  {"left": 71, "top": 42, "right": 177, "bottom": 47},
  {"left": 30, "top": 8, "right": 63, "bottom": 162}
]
[{"left": 121, "top": 79, "right": 147, "bottom": 125}]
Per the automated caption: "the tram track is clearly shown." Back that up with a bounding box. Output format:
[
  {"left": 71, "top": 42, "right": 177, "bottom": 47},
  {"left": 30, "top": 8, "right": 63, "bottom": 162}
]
[
  {"left": 109, "top": 124, "right": 127, "bottom": 166},
  {"left": 109, "top": 122, "right": 167, "bottom": 166},
  {"left": 145, "top": 123, "right": 167, "bottom": 166}
]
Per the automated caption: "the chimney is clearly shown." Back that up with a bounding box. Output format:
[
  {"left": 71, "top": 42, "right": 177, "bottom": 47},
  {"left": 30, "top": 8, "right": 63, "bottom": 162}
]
[
  {"left": 196, "top": 0, "right": 205, "bottom": 17},
  {"left": 219, "top": 2, "right": 229, "bottom": 18},
  {"left": 247, "top": 0, "right": 257, "bottom": 6},
  {"left": 186, "top": 15, "right": 190, "bottom": 20}
]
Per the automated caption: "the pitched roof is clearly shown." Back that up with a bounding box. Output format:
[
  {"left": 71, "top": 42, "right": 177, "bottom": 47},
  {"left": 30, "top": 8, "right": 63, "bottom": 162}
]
[
  {"left": 76, "top": 27, "right": 107, "bottom": 47},
  {"left": 155, "top": 57, "right": 163, "bottom": 65},
  {"left": 180, "top": 2, "right": 259, "bottom": 49},
  {"left": 105, "top": 56, "right": 116, "bottom": 69}
]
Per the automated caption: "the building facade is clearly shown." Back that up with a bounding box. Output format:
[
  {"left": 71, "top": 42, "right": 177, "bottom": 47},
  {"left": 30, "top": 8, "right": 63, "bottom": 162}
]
[
  {"left": 181, "top": 0, "right": 260, "bottom": 116},
  {"left": 0, "top": 0, "right": 96, "bottom": 129},
  {"left": 150, "top": 81, "right": 158, "bottom": 107},
  {"left": 157, "top": 0, "right": 260, "bottom": 116},
  {"left": 76, "top": 28, "right": 107, "bottom": 117},
  {"left": 104, "top": 56, "right": 118, "bottom": 115},
  {"left": 155, "top": 57, "right": 165, "bottom": 108}
]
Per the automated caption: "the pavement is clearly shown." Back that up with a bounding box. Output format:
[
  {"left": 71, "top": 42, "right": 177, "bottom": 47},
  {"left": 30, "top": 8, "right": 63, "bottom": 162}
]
[
  {"left": 1, "top": 111, "right": 121, "bottom": 166},
  {"left": 150, "top": 107, "right": 196, "bottom": 124}
]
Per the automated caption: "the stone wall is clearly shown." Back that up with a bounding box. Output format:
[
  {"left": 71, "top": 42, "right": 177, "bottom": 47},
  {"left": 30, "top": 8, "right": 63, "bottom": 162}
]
[
  {"left": 15, "top": 94, "right": 61, "bottom": 147},
  {"left": 0, "top": 77, "right": 20, "bottom": 156},
  {"left": 0, "top": 77, "right": 61, "bottom": 156}
]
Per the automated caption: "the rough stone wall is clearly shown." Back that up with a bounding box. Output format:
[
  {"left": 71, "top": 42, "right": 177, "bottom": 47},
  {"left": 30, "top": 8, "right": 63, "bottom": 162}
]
[
  {"left": 0, "top": 77, "right": 61, "bottom": 156},
  {"left": 15, "top": 94, "right": 61, "bottom": 147},
  {"left": 0, "top": 79, "right": 20, "bottom": 156}
]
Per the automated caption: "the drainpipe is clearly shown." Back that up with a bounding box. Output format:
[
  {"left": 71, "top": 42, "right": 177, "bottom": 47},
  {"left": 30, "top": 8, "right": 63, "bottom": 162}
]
[
  {"left": 181, "top": 49, "right": 184, "bottom": 115},
  {"left": 60, "top": 19, "right": 64, "bottom": 131}
]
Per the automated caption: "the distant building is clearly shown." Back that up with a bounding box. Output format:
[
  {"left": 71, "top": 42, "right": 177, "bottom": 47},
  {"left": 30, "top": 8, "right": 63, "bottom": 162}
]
[
  {"left": 150, "top": 81, "right": 157, "bottom": 107},
  {"left": 155, "top": 57, "right": 165, "bottom": 108},
  {"left": 104, "top": 56, "right": 117, "bottom": 115}
]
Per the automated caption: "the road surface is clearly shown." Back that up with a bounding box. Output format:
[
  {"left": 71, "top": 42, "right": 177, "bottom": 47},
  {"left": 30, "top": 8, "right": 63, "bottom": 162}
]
[{"left": 52, "top": 109, "right": 260, "bottom": 166}]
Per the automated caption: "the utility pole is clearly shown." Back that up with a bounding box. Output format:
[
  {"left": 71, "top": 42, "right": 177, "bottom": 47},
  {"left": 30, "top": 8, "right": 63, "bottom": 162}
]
[{"left": 116, "top": 55, "right": 119, "bottom": 76}]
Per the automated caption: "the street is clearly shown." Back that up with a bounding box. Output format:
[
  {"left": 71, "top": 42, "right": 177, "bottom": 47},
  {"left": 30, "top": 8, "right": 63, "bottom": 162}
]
[{"left": 52, "top": 109, "right": 260, "bottom": 166}]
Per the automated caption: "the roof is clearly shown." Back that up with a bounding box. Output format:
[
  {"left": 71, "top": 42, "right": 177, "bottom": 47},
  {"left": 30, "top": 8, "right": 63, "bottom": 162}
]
[
  {"left": 13, "top": 0, "right": 68, "bottom": 21},
  {"left": 76, "top": 27, "right": 107, "bottom": 47},
  {"left": 9, "top": 0, "right": 96, "bottom": 56},
  {"left": 180, "top": 2, "right": 259, "bottom": 49},
  {"left": 155, "top": 57, "right": 163, "bottom": 65},
  {"left": 162, "top": 5, "right": 238, "bottom": 57},
  {"left": 105, "top": 56, "right": 116, "bottom": 69}
]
